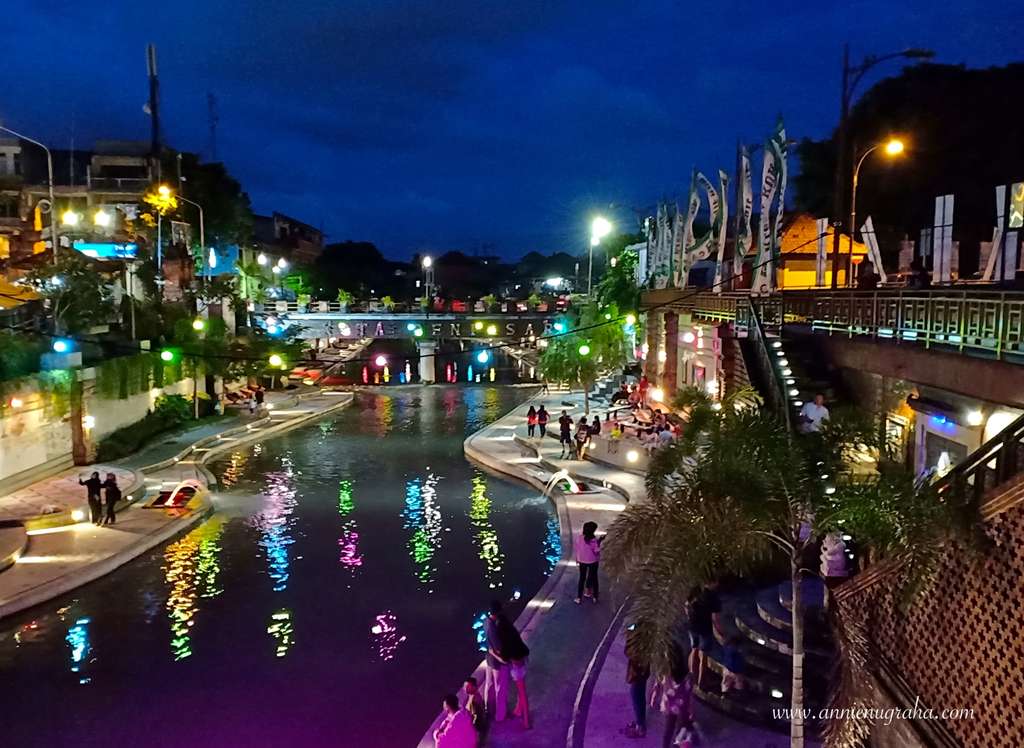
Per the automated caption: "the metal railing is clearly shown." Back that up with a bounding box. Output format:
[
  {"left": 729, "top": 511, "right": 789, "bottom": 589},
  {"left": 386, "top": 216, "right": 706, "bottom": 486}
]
[
  {"left": 664, "top": 289, "right": 1024, "bottom": 363},
  {"left": 935, "top": 411, "right": 1024, "bottom": 509},
  {"left": 745, "top": 300, "right": 791, "bottom": 431}
]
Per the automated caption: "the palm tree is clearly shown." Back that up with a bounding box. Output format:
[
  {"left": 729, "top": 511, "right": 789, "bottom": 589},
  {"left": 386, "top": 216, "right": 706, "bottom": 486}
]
[{"left": 603, "top": 402, "right": 972, "bottom": 747}]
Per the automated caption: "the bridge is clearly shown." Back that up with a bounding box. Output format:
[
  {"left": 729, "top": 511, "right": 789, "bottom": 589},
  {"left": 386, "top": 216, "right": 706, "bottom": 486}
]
[{"left": 271, "top": 307, "right": 555, "bottom": 382}]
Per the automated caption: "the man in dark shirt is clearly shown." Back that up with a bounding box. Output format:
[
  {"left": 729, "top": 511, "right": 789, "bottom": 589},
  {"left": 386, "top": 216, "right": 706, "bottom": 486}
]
[
  {"left": 558, "top": 411, "right": 573, "bottom": 457},
  {"left": 687, "top": 581, "right": 722, "bottom": 689},
  {"left": 103, "top": 473, "right": 122, "bottom": 525},
  {"left": 78, "top": 471, "right": 103, "bottom": 525}
]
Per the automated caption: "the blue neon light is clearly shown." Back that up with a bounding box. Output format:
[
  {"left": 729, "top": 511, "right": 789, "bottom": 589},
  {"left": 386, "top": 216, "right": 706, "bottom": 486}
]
[{"left": 72, "top": 241, "right": 138, "bottom": 259}]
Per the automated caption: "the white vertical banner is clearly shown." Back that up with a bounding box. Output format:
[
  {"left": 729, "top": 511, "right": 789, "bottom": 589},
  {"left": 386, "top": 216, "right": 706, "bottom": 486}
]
[
  {"left": 652, "top": 204, "right": 670, "bottom": 289},
  {"left": 983, "top": 185, "right": 1005, "bottom": 281},
  {"left": 751, "top": 145, "right": 778, "bottom": 293},
  {"left": 815, "top": 217, "right": 829, "bottom": 287},
  {"left": 639, "top": 217, "right": 651, "bottom": 286},
  {"left": 860, "top": 216, "right": 887, "bottom": 283},
  {"left": 771, "top": 124, "right": 788, "bottom": 266},
  {"left": 675, "top": 172, "right": 699, "bottom": 287},
  {"left": 932, "top": 194, "right": 954, "bottom": 284},
  {"left": 735, "top": 146, "right": 753, "bottom": 281},
  {"left": 713, "top": 169, "right": 730, "bottom": 291}
]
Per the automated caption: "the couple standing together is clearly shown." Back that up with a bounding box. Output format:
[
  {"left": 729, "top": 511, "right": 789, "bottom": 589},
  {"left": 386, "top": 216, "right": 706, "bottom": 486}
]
[
  {"left": 483, "top": 600, "right": 532, "bottom": 729},
  {"left": 78, "top": 471, "right": 122, "bottom": 525}
]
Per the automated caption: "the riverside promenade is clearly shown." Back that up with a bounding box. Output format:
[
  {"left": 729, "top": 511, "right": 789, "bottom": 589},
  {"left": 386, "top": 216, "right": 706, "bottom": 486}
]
[
  {"left": 422, "top": 388, "right": 786, "bottom": 748},
  {"left": 0, "top": 389, "right": 353, "bottom": 620}
]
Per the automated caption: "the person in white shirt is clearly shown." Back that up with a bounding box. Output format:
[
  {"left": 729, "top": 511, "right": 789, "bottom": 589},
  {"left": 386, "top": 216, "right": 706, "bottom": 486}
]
[{"left": 798, "top": 393, "right": 830, "bottom": 433}]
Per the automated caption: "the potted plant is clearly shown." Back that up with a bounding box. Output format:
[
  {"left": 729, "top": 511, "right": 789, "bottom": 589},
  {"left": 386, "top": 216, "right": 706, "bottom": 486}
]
[
  {"left": 296, "top": 293, "right": 311, "bottom": 311},
  {"left": 336, "top": 289, "right": 353, "bottom": 312},
  {"left": 381, "top": 295, "right": 397, "bottom": 312},
  {"left": 527, "top": 292, "right": 541, "bottom": 310},
  {"left": 481, "top": 293, "right": 498, "bottom": 312}
]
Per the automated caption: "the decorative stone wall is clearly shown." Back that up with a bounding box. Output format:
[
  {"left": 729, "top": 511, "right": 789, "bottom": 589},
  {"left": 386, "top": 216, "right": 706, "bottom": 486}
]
[{"left": 836, "top": 490, "right": 1024, "bottom": 747}]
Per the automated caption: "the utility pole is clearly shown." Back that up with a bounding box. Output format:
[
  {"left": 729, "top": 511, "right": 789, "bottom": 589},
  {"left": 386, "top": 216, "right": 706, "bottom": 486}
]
[
  {"left": 146, "top": 44, "right": 161, "bottom": 179},
  {"left": 829, "top": 44, "right": 850, "bottom": 290}
]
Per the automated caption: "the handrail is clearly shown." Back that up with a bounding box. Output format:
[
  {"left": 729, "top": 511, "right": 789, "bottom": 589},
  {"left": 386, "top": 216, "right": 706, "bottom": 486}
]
[
  {"left": 746, "top": 300, "right": 791, "bottom": 432},
  {"left": 934, "top": 410, "right": 1024, "bottom": 507}
]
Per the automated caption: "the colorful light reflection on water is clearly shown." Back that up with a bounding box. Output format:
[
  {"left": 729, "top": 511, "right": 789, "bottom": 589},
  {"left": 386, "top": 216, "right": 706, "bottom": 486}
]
[
  {"left": 402, "top": 475, "right": 442, "bottom": 587},
  {"left": 250, "top": 459, "right": 298, "bottom": 593},
  {"left": 469, "top": 472, "right": 505, "bottom": 589},
  {"left": 370, "top": 611, "right": 407, "bottom": 661},
  {"left": 162, "top": 517, "right": 226, "bottom": 660}
]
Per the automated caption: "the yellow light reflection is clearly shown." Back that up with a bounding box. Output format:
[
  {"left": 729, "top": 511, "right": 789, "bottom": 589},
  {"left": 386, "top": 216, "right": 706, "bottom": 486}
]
[
  {"left": 267, "top": 608, "right": 294, "bottom": 657},
  {"left": 469, "top": 472, "right": 505, "bottom": 589},
  {"left": 162, "top": 516, "right": 226, "bottom": 661}
]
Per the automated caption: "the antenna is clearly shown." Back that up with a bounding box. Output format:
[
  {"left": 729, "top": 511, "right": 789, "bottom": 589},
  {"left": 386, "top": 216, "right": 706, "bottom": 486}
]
[{"left": 207, "top": 92, "right": 219, "bottom": 161}]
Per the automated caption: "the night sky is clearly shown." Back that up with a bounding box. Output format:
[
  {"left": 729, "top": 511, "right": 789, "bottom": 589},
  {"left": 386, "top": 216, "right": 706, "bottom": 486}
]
[{"left": 4, "top": 2, "right": 1018, "bottom": 258}]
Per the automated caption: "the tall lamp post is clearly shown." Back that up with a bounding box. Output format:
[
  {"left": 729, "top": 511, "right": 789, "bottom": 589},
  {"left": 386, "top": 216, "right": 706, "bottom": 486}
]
[
  {"left": 0, "top": 125, "right": 59, "bottom": 264},
  {"left": 176, "top": 195, "right": 206, "bottom": 278},
  {"left": 848, "top": 138, "right": 905, "bottom": 284},
  {"left": 422, "top": 255, "right": 434, "bottom": 304},
  {"left": 588, "top": 216, "right": 612, "bottom": 296},
  {"left": 829, "top": 44, "right": 933, "bottom": 289}
]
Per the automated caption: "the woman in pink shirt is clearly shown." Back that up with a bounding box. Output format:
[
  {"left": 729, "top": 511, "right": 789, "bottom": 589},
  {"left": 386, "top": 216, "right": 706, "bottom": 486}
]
[{"left": 574, "top": 521, "right": 602, "bottom": 604}]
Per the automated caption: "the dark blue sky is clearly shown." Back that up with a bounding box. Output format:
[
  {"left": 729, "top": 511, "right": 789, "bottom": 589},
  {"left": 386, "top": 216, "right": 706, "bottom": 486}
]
[{"left": 4, "top": 2, "right": 1018, "bottom": 259}]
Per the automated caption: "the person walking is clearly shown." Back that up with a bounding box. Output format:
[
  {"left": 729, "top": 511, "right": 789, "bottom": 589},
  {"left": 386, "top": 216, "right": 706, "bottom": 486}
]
[
  {"left": 102, "top": 472, "right": 121, "bottom": 525},
  {"left": 536, "top": 406, "right": 549, "bottom": 439},
  {"left": 433, "top": 694, "right": 477, "bottom": 748},
  {"left": 255, "top": 386, "right": 265, "bottom": 407},
  {"left": 687, "top": 581, "right": 723, "bottom": 689},
  {"left": 797, "top": 393, "right": 830, "bottom": 434},
  {"left": 498, "top": 614, "right": 532, "bottom": 729},
  {"left": 650, "top": 649, "right": 694, "bottom": 748},
  {"left": 574, "top": 416, "right": 590, "bottom": 459},
  {"left": 623, "top": 631, "right": 651, "bottom": 739},
  {"left": 526, "top": 406, "right": 538, "bottom": 438},
  {"left": 558, "top": 410, "right": 573, "bottom": 458},
  {"left": 78, "top": 471, "right": 103, "bottom": 525},
  {"left": 574, "top": 521, "right": 601, "bottom": 604},
  {"left": 483, "top": 601, "right": 511, "bottom": 722}
]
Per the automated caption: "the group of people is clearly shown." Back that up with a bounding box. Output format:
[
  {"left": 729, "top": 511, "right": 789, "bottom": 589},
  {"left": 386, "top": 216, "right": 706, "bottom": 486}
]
[
  {"left": 525, "top": 405, "right": 548, "bottom": 438},
  {"left": 78, "top": 471, "right": 122, "bottom": 525},
  {"left": 610, "top": 375, "right": 651, "bottom": 409},
  {"left": 433, "top": 600, "right": 531, "bottom": 747}
]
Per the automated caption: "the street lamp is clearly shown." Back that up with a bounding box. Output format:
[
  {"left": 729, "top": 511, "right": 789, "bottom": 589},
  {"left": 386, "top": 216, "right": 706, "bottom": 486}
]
[
  {"left": 849, "top": 137, "right": 905, "bottom": 284},
  {"left": 421, "top": 255, "right": 434, "bottom": 302},
  {"left": 0, "top": 125, "right": 59, "bottom": 264},
  {"left": 61, "top": 210, "right": 81, "bottom": 227},
  {"left": 176, "top": 195, "right": 206, "bottom": 278},
  {"left": 829, "top": 45, "right": 933, "bottom": 288},
  {"left": 588, "top": 216, "right": 613, "bottom": 296}
]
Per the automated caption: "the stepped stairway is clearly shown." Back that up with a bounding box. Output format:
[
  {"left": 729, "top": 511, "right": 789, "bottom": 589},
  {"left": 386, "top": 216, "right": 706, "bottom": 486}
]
[{"left": 694, "top": 577, "right": 833, "bottom": 734}]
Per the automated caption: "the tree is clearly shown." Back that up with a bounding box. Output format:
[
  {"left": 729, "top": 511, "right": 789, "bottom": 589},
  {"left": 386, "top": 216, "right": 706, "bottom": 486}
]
[
  {"left": 595, "top": 242, "right": 641, "bottom": 314},
  {"left": 538, "top": 302, "right": 629, "bottom": 413},
  {"left": 27, "top": 252, "right": 114, "bottom": 334},
  {"left": 603, "top": 403, "right": 973, "bottom": 747},
  {"left": 794, "top": 63, "right": 1024, "bottom": 271}
]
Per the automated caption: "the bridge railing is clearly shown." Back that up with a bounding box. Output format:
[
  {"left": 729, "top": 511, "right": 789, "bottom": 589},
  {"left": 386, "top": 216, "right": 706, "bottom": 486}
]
[
  {"left": 668, "top": 289, "right": 1024, "bottom": 362},
  {"left": 265, "top": 299, "right": 566, "bottom": 315}
]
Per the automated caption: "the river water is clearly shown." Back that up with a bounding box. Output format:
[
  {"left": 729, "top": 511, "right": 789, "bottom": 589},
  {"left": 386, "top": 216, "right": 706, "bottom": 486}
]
[{"left": 0, "top": 387, "right": 556, "bottom": 747}]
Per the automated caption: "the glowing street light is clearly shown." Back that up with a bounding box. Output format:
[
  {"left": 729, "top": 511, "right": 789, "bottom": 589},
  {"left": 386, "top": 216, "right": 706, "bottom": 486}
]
[
  {"left": 374, "top": 354, "right": 388, "bottom": 367},
  {"left": 61, "top": 210, "right": 81, "bottom": 227},
  {"left": 848, "top": 136, "right": 908, "bottom": 286},
  {"left": 625, "top": 314, "right": 637, "bottom": 327},
  {"left": 268, "top": 353, "right": 284, "bottom": 368},
  {"left": 884, "top": 138, "right": 905, "bottom": 156},
  {"left": 93, "top": 209, "right": 112, "bottom": 227},
  {"left": 160, "top": 349, "right": 176, "bottom": 362},
  {"left": 421, "top": 255, "right": 432, "bottom": 268},
  {"left": 587, "top": 215, "right": 613, "bottom": 296},
  {"left": 476, "top": 350, "right": 490, "bottom": 364},
  {"left": 157, "top": 184, "right": 172, "bottom": 198},
  {"left": 277, "top": 257, "right": 288, "bottom": 270},
  {"left": 257, "top": 253, "right": 268, "bottom": 266},
  {"left": 578, "top": 344, "right": 591, "bottom": 356},
  {"left": 52, "top": 339, "right": 71, "bottom": 353},
  {"left": 192, "top": 318, "right": 206, "bottom": 331},
  {"left": 486, "top": 324, "right": 497, "bottom": 336}
]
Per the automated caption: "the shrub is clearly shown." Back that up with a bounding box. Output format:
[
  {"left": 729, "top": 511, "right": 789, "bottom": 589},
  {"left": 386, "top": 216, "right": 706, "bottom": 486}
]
[{"left": 95, "top": 394, "right": 191, "bottom": 461}]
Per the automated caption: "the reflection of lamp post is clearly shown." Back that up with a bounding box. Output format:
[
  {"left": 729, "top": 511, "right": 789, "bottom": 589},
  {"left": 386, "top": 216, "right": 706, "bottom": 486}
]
[
  {"left": 588, "top": 216, "right": 612, "bottom": 296},
  {"left": 0, "top": 125, "right": 59, "bottom": 264},
  {"left": 848, "top": 138, "right": 905, "bottom": 285},
  {"left": 829, "top": 44, "right": 933, "bottom": 289}
]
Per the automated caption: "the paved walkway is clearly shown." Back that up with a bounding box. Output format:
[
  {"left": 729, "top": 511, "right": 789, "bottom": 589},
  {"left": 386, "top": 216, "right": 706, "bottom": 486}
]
[
  {"left": 0, "top": 388, "right": 353, "bottom": 620},
  {"left": 422, "top": 388, "right": 788, "bottom": 748}
]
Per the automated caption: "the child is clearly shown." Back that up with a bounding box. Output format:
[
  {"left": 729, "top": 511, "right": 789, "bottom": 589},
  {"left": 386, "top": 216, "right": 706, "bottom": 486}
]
[{"left": 462, "top": 676, "right": 487, "bottom": 734}]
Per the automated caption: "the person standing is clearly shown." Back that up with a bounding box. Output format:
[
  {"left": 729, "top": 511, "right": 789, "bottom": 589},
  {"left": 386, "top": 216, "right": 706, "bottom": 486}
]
[
  {"left": 797, "top": 393, "right": 830, "bottom": 434},
  {"left": 687, "top": 581, "right": 723, "bottom": 689},
  {"left": 255, "top": 386, "right": 265, "bottom": 407},
  {"left": 623, "top": 631, "right": 651, "bottom": 739},
  {"left": 78, "top": 471, "right": 103, "bottom": 525},
  {"left": 433, "top": 694, "right": 477, "bottom": 748},
  {"left": 526, "top": 406, "right": 538, "bottom": 438},
  {"left": 574, "top": 416, "right": 590, "bottom": 459},
  {"left": 574, "top": 521, "right": 601, "bottom": 604},
  {"left": 558, "top": 410, "right": 573, "bottom": 458},
  {"left": 498, "top": 615, "right": 532, "bottom": 729},
  {"left": 638, "top": 374, "right": 650, "bottom": 407},
  {"left": 536, "top": 406, "right": 549, "bottom": 439},
  {"left": 462, "top": 677, "right": 487, "bottom": 735},
  {"left": 102, "top": 473, "right": 121, "bottom": 525},
  {"left": 652, "top": 653, "right": 694, "bottom": 748},
  {"left": 483, "top": 601, "right": 511, "bottom": 722}
]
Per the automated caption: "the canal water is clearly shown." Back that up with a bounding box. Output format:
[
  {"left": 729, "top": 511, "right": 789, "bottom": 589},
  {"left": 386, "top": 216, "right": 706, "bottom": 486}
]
[{"left": 0, "top": 387, "right": 557, "bottom": 747}]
